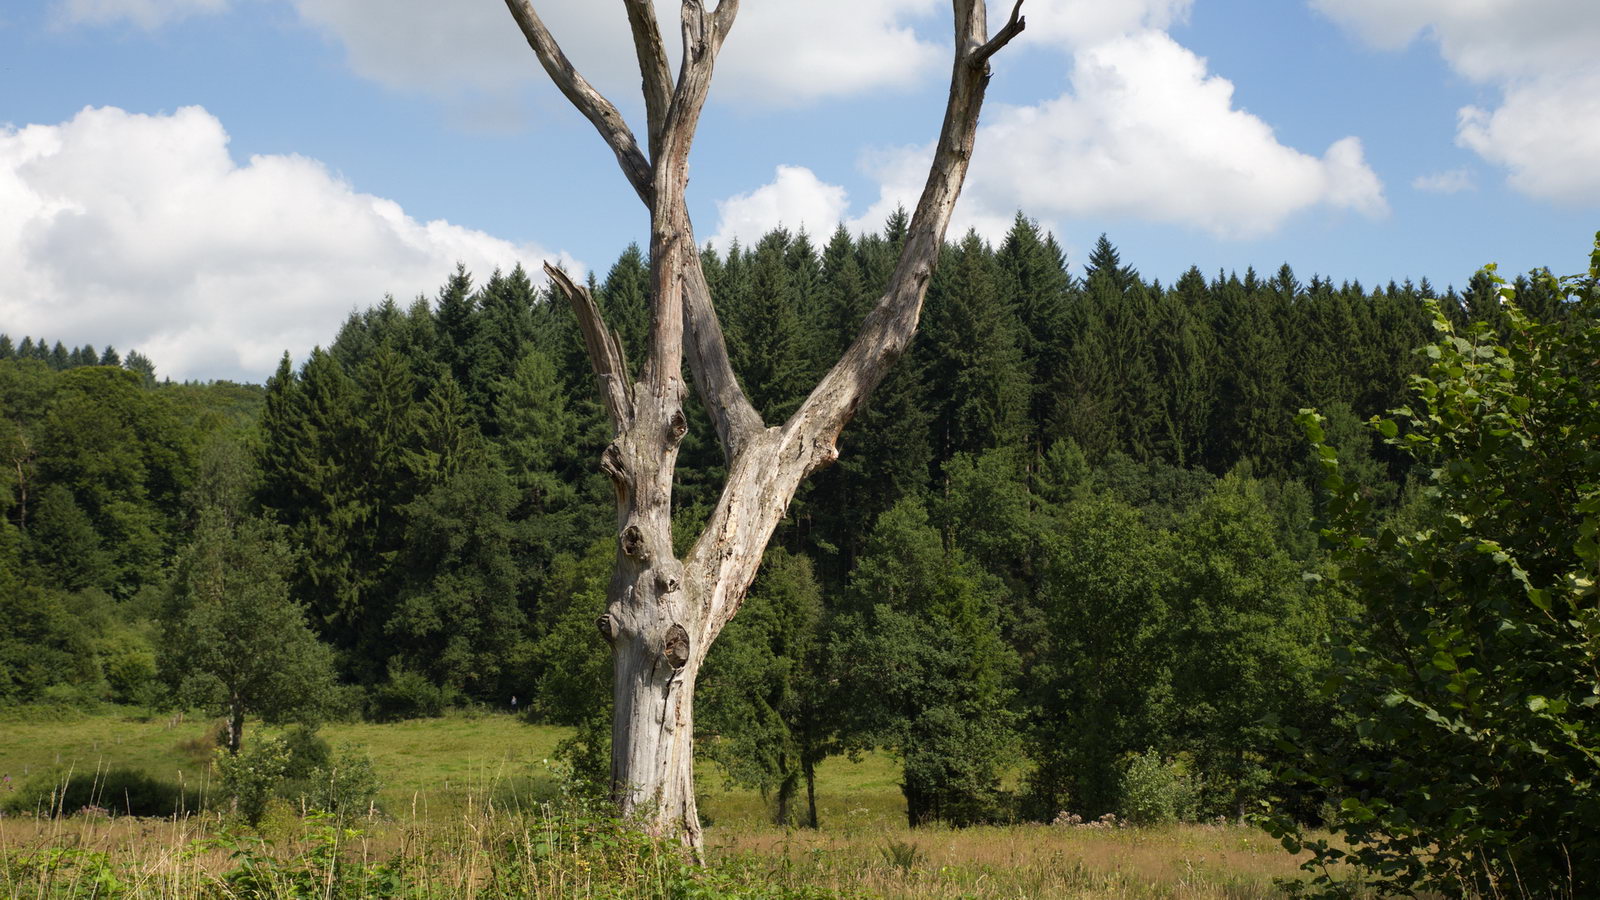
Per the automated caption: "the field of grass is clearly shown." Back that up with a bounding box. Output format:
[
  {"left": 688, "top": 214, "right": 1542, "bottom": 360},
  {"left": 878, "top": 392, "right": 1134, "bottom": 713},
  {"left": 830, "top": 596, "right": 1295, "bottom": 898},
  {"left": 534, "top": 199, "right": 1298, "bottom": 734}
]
[{"left": 0, "top": 705, "right": 1318, "bottom": 898}]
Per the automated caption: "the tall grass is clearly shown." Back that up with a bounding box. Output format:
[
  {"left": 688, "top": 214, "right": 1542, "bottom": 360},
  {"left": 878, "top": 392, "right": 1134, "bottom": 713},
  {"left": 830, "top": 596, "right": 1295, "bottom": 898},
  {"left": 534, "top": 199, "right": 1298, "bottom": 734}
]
[
  {"left": 1, "top": 709, "right": 1321, "bottom": 898},
  {"left": 2, "top": 797, "right": 1310, "bottom": 899}
]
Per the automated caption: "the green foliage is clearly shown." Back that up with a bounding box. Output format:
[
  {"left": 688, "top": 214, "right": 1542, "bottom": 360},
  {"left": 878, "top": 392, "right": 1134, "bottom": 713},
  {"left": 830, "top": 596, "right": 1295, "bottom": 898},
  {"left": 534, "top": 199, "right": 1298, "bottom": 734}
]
[
  {"left": 389, "top": 458, "right": 532, "bottom": 700},
  {"left": 1166, "top": 472, "right": 1337, "bottom": 818},
  {"left": 1274, "top": 239, "right": 1600, "bottom": 898},
  {"left": 215, "top": 738, "right": 292, "bottom": 825},
  {"left": 1025, "top": 490, "right": 1170, "bottom": 818},
  {"left": 1116, "top": 750, "right": 1200, "bottom": 827},
  {"left": 367, "top": 662, "right": 448, "bottom": 722},
  {"left": 831, "top": 499, "right": 1020, "bottom": 826},
  {"left": 698, "top": 547, "right": 827, "bottom": 825},
  {"left": 216, "top": 731, "right": 379, "bottom": 825},
  {"left": 161, "top": 509, "right": 336, "bottom": 753},
  {"left": 0, "top": 586, "right": 97, "bottom": 705}
]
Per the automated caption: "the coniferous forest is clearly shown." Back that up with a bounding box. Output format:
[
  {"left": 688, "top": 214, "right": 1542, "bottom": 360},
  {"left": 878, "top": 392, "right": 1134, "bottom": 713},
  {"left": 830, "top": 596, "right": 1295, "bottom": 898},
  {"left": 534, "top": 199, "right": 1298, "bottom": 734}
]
[{"left": 4, "top": 216, "right": 1598, "bottom": 895}]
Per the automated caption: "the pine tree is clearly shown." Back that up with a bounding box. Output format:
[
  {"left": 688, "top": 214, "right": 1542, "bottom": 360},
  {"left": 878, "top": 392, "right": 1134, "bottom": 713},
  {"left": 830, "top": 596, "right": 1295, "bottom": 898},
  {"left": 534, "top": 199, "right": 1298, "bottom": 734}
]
[
  {"left": 599, "top": 245, "right": 652, "bottom": 367},
  {"left": 727, "top": 230, "right": 812, "bottom": 422},
  {"left": 997, "top": 214, "right": 1073, "bottom": 457},
  {"left": 698, "top": 547, "right": 827, "bottom": 825},
  {"left": 433, "top": 264, "right": 477, "bottom": 387},
  {"left": 390, "top": 458, "right": 530, "bottom": 701},
  {"left": 1205, "top": 271, "right": 1293, "bottom": 474},
  {"left": 815, "top": 225, "right": 873, "bottom": 361},
  {"left": 468, "top": 264, "right": 538, "bottom": 427},
  {"left": 919, "top": 230, "right": 1029, "bottom": 466},
  {"left": 1152, "top": 268, "right": 1216, "bottom": 467}
]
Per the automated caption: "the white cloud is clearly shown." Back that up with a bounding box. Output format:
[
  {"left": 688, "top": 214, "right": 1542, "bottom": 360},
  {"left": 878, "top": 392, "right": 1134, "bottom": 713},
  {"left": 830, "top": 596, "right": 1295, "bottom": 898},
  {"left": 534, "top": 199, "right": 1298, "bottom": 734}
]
[
  {"left": 62, "top": 0, "right": 947, "bottom": 108},
  {"left": 708, "top": 165, "right": 850, "bottom": 251},
  {"left": 289, "top": 0, "right": 541, "bottom": 96},
  {"left": 1312, "top": 0, "right": 1600, "bottom": 202},
  {"left": 0, "top": 106, "right": 575, "bottom": 382},
  {"left": 711, "top": 0, "right": 943, "bottom": 103},
  {"left": 1457, "top": 71, "right": 1600, "bottom": 203},
  {"left": 851, "top": 31, "right": 1386, "bottom": 242},
  {"left": 298, "top": 0, "right": 946, "bottom": 106},
  {"left": 1411, "top": 167, "right": 1474, "bottom": 195},
  {"left": 51, "top": 0, "right": 226, "bottom": 29},
  {"left": 1015, "top": 0, "right": 1192, "bottom": 48}
]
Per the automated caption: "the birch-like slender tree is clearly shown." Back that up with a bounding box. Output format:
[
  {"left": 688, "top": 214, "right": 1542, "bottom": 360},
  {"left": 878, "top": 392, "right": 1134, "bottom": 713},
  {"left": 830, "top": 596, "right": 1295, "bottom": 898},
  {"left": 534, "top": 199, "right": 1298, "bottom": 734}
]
[{"left": 502, "top": 0, "right": 1025, "bottom": 850}]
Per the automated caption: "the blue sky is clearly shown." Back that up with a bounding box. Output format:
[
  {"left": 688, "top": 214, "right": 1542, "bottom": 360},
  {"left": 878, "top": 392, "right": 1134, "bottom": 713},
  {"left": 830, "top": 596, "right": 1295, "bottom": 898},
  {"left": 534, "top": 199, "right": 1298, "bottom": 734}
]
[{"left": 2, "top": 0, "right": 1597, "bottom": 382}]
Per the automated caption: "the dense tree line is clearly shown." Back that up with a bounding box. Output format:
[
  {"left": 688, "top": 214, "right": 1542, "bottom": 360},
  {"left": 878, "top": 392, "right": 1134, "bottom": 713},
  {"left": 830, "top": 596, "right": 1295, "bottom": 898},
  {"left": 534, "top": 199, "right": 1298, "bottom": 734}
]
[
  {"left": 0, "top": 348, "right": 263, "bottom": 706},
  {"left": 5, "top": 214, "right": 1574, "bottom": 832}
]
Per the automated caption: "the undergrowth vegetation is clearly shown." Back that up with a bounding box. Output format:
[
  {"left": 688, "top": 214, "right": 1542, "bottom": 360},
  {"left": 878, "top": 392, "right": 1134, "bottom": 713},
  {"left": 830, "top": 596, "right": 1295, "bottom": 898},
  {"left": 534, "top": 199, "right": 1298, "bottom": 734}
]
[{"left": 1, "top": 804, "right": 1314, "bottom": 900}]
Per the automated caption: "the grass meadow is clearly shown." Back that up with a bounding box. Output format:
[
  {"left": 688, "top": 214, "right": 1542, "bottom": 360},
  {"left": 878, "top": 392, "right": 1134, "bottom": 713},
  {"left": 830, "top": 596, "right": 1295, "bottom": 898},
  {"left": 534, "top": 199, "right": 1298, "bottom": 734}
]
[{"left": 0, "top": 706, "right": 1316, "bottom": 898}]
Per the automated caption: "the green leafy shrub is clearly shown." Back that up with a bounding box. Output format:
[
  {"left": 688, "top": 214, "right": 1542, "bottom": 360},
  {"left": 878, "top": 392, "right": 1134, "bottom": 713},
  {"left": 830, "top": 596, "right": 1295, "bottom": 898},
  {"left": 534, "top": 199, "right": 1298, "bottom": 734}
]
[
  {"left": 217, "top": 729, "right": 380, "bottom": 824},
  {"left": 297, "top": 744, "right": 380, "bottom": 817},
  {"left": 102, "top": 645, "right": 158, "bottom": 707},
  {"left": 1270, "top": 238, "right": 1600, "bottom": 898},
  {"left": 1117, "top": 749, "right": 1199, "bottom": 826},
  {"left": 215, "top": 739, "right": 290, "bottom": 825},
  {"left": 367, "top": 665, "right": 446, "bottom": 722}
]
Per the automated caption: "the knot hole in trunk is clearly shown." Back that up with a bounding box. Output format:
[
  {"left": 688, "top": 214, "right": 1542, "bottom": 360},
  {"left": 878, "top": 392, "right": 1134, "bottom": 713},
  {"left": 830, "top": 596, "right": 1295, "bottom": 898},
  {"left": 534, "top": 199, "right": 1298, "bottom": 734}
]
[
  {"left": 663, "top": 623, "right": 690, "bottom": 669},
  {"left": 668, "top": 409, "right": 688, "bottom": 445},
  {"left": 621, "top": 524, "right": 648, "bottom": 560}
]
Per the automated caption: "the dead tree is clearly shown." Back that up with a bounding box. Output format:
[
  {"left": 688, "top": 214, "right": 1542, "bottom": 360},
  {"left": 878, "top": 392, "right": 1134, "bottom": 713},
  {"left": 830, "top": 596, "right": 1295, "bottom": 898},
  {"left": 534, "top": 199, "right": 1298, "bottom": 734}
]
[{"left": 503, "top": 0, "right": 1025, "bottom": 850}]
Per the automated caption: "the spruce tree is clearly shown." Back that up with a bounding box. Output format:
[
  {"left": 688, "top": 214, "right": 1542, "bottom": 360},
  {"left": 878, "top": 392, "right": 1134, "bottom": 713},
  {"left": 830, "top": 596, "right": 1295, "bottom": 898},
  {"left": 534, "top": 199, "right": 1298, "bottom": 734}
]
[
  {"left": 919, "top": 230, "right": 1029, "bottom": 466},
  {"left": 997, "top": 214, "right": 1073, "bottom": 457},
  {"left": 433, "top": 264, "right": 477, "bottom": 387},
  {"left": 467, "top": 264, "right": 538, "bottom": 427},
  {"left": 1152, "top": 267, "right": 1217, "bottom": 467}
]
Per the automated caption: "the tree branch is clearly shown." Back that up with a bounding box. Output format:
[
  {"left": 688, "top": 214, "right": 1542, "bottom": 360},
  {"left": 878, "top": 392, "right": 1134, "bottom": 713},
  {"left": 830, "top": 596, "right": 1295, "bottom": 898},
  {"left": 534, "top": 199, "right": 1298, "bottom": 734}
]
[
  {"left": 972, "top": 0, "right": 1025, "bottom": 70},
  {"left": 504, "top": 0, "right": 654, "bottom": 205},
  {"left": 784, "top": 0, "right": 1024, "bottom": 470},
  {"left": 683, "top": 257, "right": 764, "bottom": 456},
  {"left": 635, "top": 0, "right": 757, "bottom": 435},
  {"left": 621, "top": 0, "right": 673, "bottom": 162},
  {"left": 660, "top": 1, "right": 762, "bottom": 456},
  {"left": 544, "top": 262, "right": 634, "bottom": 431},
  {"left": 710, "top": 0, "right": 740, "bottom": 47}
]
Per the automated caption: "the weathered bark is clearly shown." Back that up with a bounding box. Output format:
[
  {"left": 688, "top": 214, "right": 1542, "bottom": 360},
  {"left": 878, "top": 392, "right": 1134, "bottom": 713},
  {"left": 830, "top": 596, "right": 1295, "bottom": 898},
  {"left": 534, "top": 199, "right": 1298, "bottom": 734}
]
[
  {"left": 506, "top": 0, "right": 1024, "bottom": 853},
  {"left": 226, "top": 696, "right": 244, "bottom": 755},
  {"left": 803, "top": 754, "right": 819, "bottom": 828}
]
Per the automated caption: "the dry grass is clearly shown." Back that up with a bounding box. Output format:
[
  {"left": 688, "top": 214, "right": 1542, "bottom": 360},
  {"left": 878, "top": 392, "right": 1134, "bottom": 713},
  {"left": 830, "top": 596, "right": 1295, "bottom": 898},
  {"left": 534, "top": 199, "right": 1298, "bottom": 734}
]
[
  {"left": 1, "top": 708, "right": 1323, "bottom": 897},
  {"left": 710, "top": 822, "right": 1303, "bottom": 899},
  {"left": 1, "top": 806, "right": 1311, "bottom": 899}
]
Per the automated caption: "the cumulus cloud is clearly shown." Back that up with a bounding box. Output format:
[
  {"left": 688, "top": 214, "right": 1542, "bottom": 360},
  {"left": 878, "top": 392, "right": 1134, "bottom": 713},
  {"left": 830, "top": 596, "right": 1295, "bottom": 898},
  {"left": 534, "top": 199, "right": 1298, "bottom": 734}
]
[
  {"left": 0, "top": 106, "right": 574, "bottom": 383},
  {"left": 298, "top": 0, "right": 945, "bottom": 106},
  {"left": 1312, "top": 0, "right": 1600, "bottom": 202},
  {"left": 845, "top": 31, "right": 1385, "bottom": 242},
  {"left": 56, "top": 0, "right": 947, "bottom": 107},
  {"left": 708, "top": 166, "right": 850, "bottom": 251},
  {"left": 51, "top": 0, "right": 226, "bottom": 29},
  {"left": 1014, "top": 0, "right": 1192, "bottom": 48},
  {"left": 1411, "top": 167, "right": 1474, "bottom": 195}
]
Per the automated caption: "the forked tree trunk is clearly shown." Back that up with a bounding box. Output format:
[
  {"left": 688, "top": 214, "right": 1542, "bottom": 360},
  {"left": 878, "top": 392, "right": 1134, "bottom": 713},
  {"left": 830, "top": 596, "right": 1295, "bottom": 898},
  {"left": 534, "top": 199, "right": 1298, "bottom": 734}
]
[{"left": 505, "top": 0, "right": 1025, "bottom": 853}]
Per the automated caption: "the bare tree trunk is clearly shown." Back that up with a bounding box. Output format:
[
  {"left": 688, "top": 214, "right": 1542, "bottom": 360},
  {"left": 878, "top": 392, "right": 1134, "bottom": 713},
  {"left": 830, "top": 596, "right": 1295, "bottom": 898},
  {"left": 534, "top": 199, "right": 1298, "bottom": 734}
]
[
  {"left": 226, "top": 695, "right": 244, "bottom": 755},
  {"left": 505, "top": 0, "right": 1026, "bottom": 853},
  {"left": 803, "top": 753, "right": 819, "bottom": 828}
]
